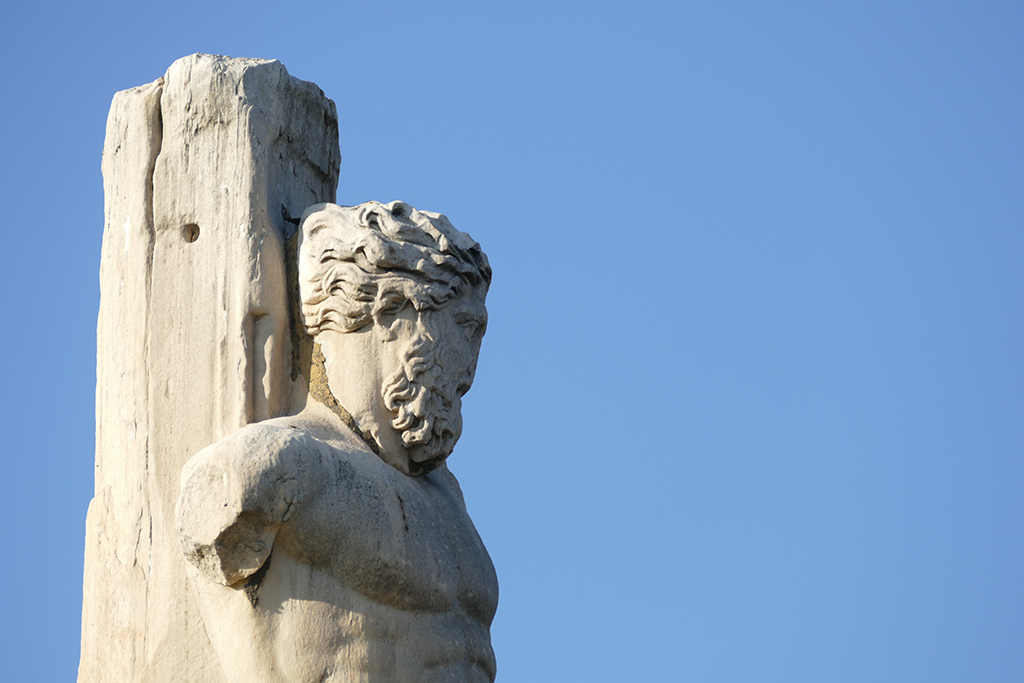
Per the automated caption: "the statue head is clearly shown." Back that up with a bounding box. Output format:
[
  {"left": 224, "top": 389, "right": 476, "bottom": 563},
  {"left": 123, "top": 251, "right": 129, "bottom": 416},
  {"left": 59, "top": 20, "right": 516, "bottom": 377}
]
[{"left": 298, "top": 201, "right": 491, "bottom": 475}]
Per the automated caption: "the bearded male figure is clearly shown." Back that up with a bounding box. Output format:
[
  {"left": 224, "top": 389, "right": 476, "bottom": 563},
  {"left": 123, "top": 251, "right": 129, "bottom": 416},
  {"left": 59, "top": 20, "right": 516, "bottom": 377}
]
[{"left": 175, "top": 201, "right": 497, "bottom": 683}]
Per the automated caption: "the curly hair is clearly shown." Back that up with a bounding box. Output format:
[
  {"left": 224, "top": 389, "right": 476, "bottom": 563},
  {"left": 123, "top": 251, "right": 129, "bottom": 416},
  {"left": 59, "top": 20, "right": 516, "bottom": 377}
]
[{"left": 298, "top": 201, "right": 491, "bottom": 336}]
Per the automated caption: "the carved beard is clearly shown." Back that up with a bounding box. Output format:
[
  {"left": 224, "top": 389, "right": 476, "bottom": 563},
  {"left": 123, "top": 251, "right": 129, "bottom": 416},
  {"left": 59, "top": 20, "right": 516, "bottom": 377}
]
[{"left": 381, "top": 333, "right": 462, "bottom": 472}]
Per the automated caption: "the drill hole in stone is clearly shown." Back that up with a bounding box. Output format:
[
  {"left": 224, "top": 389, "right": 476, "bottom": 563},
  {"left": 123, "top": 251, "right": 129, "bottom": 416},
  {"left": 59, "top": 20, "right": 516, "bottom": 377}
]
[{"left": 183, "top": 224, "right": 201, "bottom": 243}]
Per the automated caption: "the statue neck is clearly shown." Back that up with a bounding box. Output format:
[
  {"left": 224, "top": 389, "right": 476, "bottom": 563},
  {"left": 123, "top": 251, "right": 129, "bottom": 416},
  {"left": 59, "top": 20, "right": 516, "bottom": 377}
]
[{"left": 307, "top": 340, "right": 414, "bottom": 474}]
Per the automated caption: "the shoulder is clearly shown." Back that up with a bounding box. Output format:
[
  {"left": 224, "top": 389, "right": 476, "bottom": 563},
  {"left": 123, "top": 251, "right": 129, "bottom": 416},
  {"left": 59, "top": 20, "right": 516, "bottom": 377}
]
[
  {"left": 422, "top": 464, "right": 468, "bottom": 507},
  {"left": 185, "top": 414, "right": 363, "bottom": 476},
  {"left": 213, "top": 417, "right": 318, "bottom": 453}
]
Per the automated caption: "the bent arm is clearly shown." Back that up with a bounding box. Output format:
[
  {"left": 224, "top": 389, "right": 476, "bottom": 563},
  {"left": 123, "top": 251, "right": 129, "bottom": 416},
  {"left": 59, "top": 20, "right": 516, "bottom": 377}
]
[{"left": 175, "top": 424, "right": 330, "bottom": 586}]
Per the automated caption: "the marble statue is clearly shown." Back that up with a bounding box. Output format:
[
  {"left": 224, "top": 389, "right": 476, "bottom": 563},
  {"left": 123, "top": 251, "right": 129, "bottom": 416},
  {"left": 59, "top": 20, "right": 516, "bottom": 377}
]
[
  {"left": 176, "top": 202, "right": 497, "bottom": 682},
  {"left": 78, "top": 54, "right": 497, "bottom": 683}
]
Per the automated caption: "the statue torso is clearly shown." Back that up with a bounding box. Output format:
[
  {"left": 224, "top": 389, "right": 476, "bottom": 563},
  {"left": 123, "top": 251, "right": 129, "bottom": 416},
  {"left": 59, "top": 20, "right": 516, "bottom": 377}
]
[{"left": 248, "top": 423, "right": 498, "bottom": 683}]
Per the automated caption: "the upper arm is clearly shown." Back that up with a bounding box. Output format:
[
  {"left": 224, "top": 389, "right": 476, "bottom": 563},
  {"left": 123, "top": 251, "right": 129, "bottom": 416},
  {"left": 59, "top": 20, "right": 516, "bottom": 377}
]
[{"left": 175, "top": 424, "right": 322, "bottom": 586}]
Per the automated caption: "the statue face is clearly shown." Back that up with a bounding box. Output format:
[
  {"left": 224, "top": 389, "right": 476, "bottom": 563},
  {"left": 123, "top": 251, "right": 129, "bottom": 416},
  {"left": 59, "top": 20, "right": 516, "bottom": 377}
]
[
  {"left": 377, "top": 282, "right": 487, "bottom": 469},
  {"left": 298, "top": 200, "right": 491, "bottom": 474},
  {"left": 319, "top": 281, "right": 487, "bottom": 475}
]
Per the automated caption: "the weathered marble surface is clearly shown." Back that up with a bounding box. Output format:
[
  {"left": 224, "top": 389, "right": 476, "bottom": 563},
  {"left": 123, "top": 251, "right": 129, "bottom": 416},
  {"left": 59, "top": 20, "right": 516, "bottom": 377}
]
[
  {"left": 80, "top": 54, "right": 497, "bottom": 683},
  {"left": 80, "top": 53, "right": 340, "bottom": 682},
  {"left": 176, "top": 202, "right": 496, "bottom": 681}
]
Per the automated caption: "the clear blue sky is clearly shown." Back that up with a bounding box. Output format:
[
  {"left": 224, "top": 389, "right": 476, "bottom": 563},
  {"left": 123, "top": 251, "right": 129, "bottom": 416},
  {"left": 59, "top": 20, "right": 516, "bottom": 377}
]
[{"left": 1, "top": 1, "right": 1022, "bottom": 681}]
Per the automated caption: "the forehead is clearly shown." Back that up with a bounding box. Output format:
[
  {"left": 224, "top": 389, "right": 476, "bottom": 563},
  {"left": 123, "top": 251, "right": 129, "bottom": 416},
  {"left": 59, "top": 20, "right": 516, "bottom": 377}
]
[{"left": 377, "top": 274, "right": 486, "bottom": 311}]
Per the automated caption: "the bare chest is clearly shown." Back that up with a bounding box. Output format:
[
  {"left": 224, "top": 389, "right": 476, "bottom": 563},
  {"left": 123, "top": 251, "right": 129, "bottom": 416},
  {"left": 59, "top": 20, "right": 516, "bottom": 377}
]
[{"left": 275, "top": 461, "right": 498, "bottom": 623}]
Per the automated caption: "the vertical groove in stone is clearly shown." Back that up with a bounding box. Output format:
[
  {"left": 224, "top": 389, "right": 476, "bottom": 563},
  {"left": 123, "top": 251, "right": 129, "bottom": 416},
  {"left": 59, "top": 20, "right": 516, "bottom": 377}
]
[
  {"left": 79, "top": 54, "right": 340, "bottom": 682},
  {"left": 80, "top": 74, "right": 163, "bottom": 683}
]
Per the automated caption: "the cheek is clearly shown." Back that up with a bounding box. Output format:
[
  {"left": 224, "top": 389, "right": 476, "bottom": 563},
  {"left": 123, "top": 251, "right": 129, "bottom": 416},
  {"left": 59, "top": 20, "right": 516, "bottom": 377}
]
[
  {"left": 373, "top": 319, "right": 398, "bottom": 343},
  {"left": 449, "top": 335, "right": 476, "bottom": 371},
  {"left": 375, "top": 314, "right": 415, "bottom": 344},
  {"left": 451, "top": 342, "right": 480, "bottom": 395}
]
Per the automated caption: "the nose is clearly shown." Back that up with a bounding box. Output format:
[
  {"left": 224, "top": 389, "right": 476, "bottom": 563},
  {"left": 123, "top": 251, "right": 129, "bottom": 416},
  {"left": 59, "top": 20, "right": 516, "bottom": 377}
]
[{"left": 414, "top": 312, "right": 439, "bottom": 347}]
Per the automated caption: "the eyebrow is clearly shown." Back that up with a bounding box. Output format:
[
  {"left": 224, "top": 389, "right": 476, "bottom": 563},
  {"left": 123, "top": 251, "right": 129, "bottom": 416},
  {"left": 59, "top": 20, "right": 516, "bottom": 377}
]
[{"left": 454, "top": 308, "right": 487, "bottom": 323}]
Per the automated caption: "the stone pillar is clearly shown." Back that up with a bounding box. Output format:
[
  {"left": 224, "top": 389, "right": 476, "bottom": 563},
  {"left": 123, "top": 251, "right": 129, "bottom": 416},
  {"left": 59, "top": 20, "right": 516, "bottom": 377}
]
[{"left": 80, "top": 54, "right": 340, "bottom": 682}]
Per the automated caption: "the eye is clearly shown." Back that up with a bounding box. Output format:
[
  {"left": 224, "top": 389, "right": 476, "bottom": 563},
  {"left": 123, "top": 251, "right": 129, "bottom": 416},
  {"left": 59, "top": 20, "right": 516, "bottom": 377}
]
[
  {"left": 456, "top": 314, "right": 485, "bottom": 340},
  {"left": 377, "top": 294, "right": 406, "bottom": 317}
]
